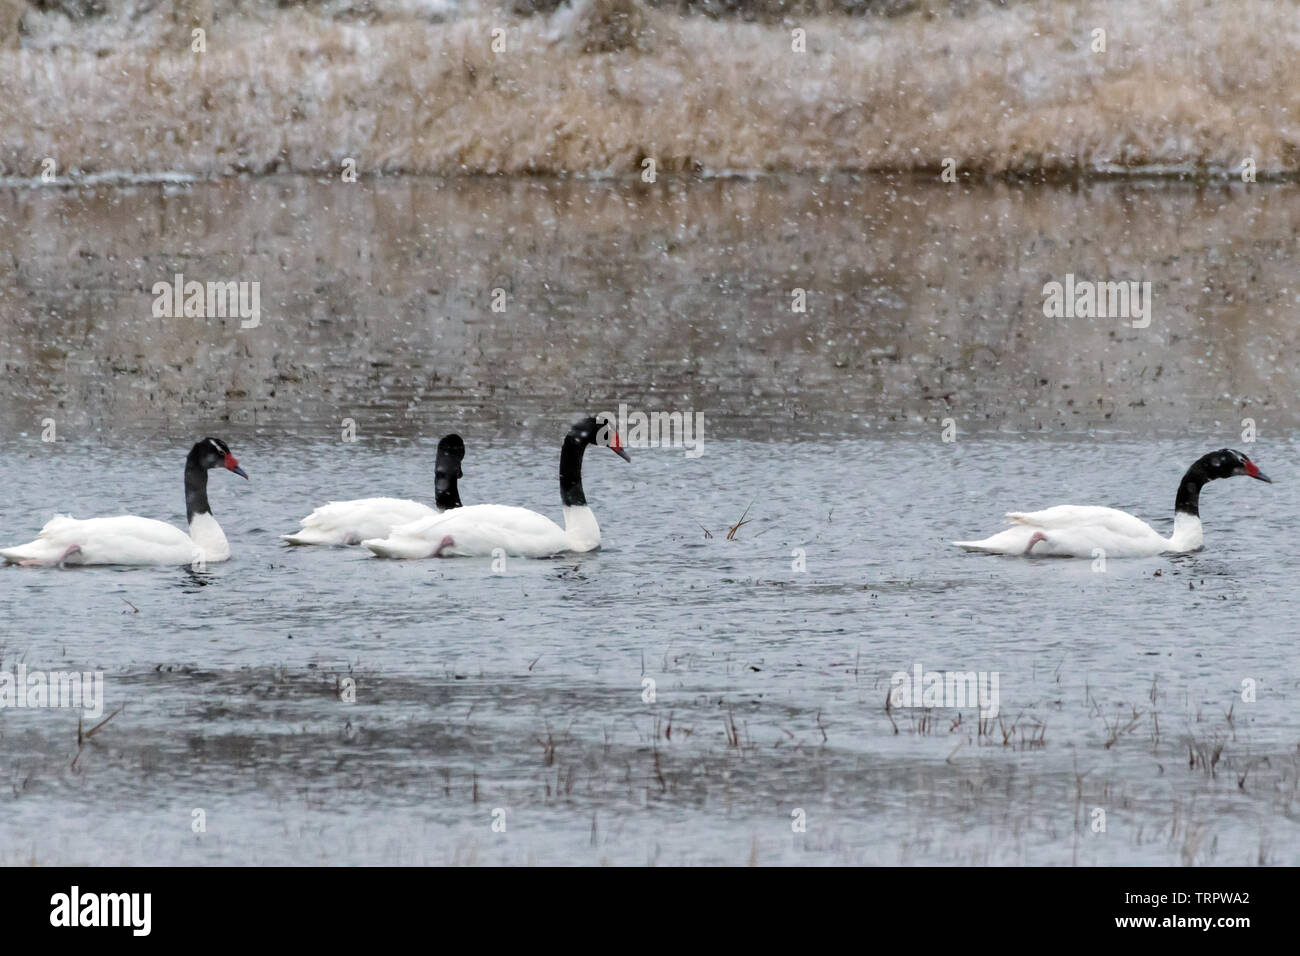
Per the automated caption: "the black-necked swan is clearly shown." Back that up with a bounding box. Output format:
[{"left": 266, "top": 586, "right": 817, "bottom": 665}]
[
  {"left": 363, "top": 416, "right": 629, "bottom": 559},
  {"left": 0, "top": 437, "right": 249, "bottom": 567},
  {"left": 954, "top": 448, "right": 1271, "bottom": 558},
  {"left": 282, "top": 433, "right": 465, "bottom": 546}
]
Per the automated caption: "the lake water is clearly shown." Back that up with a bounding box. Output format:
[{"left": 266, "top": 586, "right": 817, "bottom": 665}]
[{"left": 0, "top": 176, "right": 1297, "bottom": 865}]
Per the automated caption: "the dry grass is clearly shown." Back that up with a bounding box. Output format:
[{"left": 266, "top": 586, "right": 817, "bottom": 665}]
[
  {"left": 2, "top": 0, "right": 1299, "bottom": 177},
  {"left": 0, "top": 0, "right": 21, "bottom": 50}
]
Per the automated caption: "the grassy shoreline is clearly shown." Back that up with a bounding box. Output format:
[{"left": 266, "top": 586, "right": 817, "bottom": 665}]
[{"left": 3, "top": 0, "right": 1299, "bottom": 179}]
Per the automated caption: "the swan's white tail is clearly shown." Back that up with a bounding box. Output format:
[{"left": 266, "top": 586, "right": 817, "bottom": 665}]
[
  {"left": 0, "top": 539, "right": 65, "bottom": 564},
  {"left": 282, "top": 528, "right": 341, "bottom": 546},
  {"left": 953, "top": 526, "right": 1042, "bottom": 554},
  {"left": 1, "top": 516, "right": 81, "bottom": 565},
  {"left": 362, "top": 534, "right": 433, "bottom": 559}
]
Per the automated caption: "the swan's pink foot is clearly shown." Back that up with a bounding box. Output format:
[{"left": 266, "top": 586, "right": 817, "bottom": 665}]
[
  {"left": 1023, "top": 531, "right": 1047, "bottom": 555},
  {"left": 432, "top": 534, "right": 456, "bottom": 557},
  {"left": 55, "top": 544, "right": 82, "bottom": 567}
]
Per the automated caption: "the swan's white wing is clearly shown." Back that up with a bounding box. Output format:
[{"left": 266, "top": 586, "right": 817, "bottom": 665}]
[
  {"left": 1006, "top": 506, "right": 1156, "bottom": 539},
  {"left": 365, "top": 504, "right": 568, "bottom": 558},
  {"left": 283, "top": 497, "right": 436, "bottom": 545}
]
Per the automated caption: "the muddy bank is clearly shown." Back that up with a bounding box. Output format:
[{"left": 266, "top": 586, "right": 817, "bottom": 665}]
[
  {"left": 2, "top": 0, "right": 1299, "bottom": 178},
  {"left": 2, "top": 176, "right": 1297, "bottom": 441}
]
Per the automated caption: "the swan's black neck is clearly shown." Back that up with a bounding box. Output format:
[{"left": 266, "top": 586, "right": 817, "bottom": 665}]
[
  {"left": 184, "top": 449, "right": 212, "bottom": 523},
  {"left": 559, "top": 434, "right": 589, "bottom": 507},
  {"left": 1175, "top": 459, "right": 1212, "bottom": 518},
  {"left": 434, "top": 455, "right": 462, "bottom": 511}
]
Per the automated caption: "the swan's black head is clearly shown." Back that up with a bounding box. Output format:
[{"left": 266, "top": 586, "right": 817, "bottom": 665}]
[
  {"left": 570, "top": 415, "right": 630, "bottom": 462},
  {"left": 188, "top": 437, "right": 248, "bottom": 479},
  {"left": 434, "top": 433, "right": 465, "bottom": 510},
  {"left": 1199, "top": 449, "right": 1270, "bottom": 483},
  {"left": 436, "top": 434, "right": 465, "bottom": 475},
  {"left": 184, "top": 437, "right": 246, "bottom": 523},
  {"left": 559, "top": 416, "right": 629, "bottom": 508},
  {"left": 1176, "top": 448, "right": 1270, "bottom": 517}
]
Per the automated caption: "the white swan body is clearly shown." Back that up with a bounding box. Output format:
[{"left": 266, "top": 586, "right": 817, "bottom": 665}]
[
  {"left": 283, "top": 434, "right": 465, "bottom": 546},
  {"left": 362, "top": 416, "right": 628, "bottom": 560},
  {"left": 1, "top": 513, "right": 230, "bottom": 566},
  {"left": 283, "top": 497, "right": 437, "bottom": 546},
  {"left": 1, "top": 437, "right": 247, "bottom": 568},
  {"left": 954, "top": 449, "right": 1270, "bottom": 559},
  {"left": 365, "top": 504, "right": 600, "bottom": 558},
  {"left": 955, "top": 508, "right": 1201, "bottom": 558}
]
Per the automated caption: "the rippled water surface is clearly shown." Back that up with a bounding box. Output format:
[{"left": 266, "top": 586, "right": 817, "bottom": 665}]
[{"left": 0, "top": 177, "right": 1297, "bottom": 865}]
